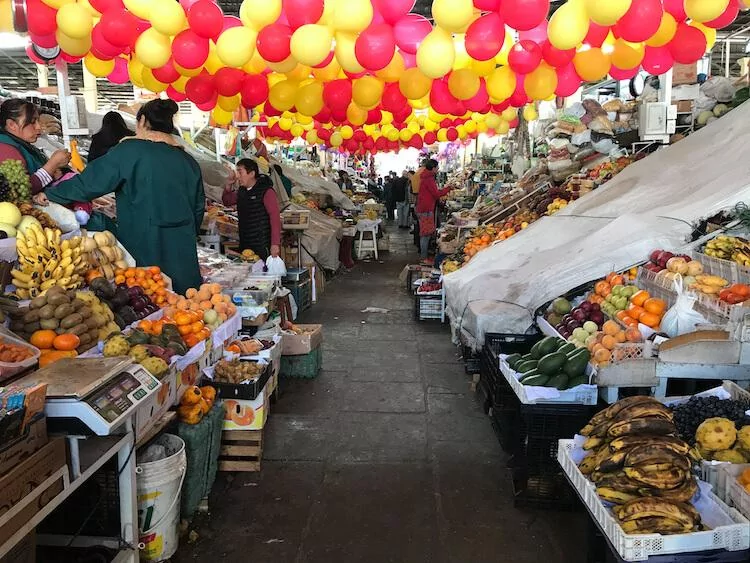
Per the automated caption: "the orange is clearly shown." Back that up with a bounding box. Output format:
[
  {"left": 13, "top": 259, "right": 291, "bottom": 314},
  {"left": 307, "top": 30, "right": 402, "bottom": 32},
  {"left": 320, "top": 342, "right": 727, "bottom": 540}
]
[
  {"left": 184, "top": 333, "right": 199, "bottom": 348},
  {"left": 622, "top": 317, "right": 638, "bottom": 328},
  {"left": 595, "top": 281, "right": 611, "bottom": 297},
  {"left": 30, "top": 329, "right": 57, "bottom": 350},
  {"left": 616, "top": 310, "right": 629, "bottom": 322},
  {"left": 730, "top": 284, "right": 750, "bottom": 298},
  {"left": 178, "top": 324, "right": 193, "bottom": 336},
  {"left": 627, "top": 304, "right": 645, "bottom": 320},
  {"left": 639, "top": 311, "right": 661, "bottom": 328},
  {"left": 630, "top": 290, "right": 650, "bottom": 307},
  {"left": 643, "top": 298, "right": 667, "bottom": 316},
  {"left": 601, "top": 335, "right": 617, "bottom": 350},
  {"left": 53, "top": 333, "right": 80, "bottom": 352},
  {"left": 609, "top": 274, "right": 624, "bottom": 286},
  {"left": 603, "top": 320, "right": 620, "bottom": 336},
  {"left": 190, "top": 321, "right": 205, "bottom": 334},
  {"left": 175, "top": 312, "right": 192, "bottom": 326},
  {"left": 149, "top": 266, "right": 161, "bottom": 275}
]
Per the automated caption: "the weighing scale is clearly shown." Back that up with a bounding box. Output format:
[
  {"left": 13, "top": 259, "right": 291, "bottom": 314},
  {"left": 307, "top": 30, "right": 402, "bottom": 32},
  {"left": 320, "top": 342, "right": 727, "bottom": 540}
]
[{"left": 19, "top": 357, "right": 161, "bottom": 436}]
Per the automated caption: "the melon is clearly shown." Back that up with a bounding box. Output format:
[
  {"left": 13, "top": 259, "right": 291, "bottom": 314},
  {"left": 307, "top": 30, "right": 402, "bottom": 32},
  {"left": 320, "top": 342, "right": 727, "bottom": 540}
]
[
  {"left": 0, "top": 202, "right": 21, "bottom": 227},
  {"left": 0, "top": 222, "right": 17, "bottom": 237},
  {"left": 16, "top": 215, "right": 41, "bottom": 235}
]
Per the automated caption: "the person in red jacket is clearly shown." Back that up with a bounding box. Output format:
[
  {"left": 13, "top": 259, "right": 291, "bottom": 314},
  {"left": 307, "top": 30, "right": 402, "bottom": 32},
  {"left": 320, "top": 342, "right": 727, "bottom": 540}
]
[{"left": 415, "top": 159, "right": 452, "bottom": 263}]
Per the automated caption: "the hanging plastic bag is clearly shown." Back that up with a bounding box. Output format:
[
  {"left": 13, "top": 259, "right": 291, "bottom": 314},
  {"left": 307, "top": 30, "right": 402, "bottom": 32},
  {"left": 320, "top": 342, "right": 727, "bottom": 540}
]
[
  {"left": 265, "top": 255, "right": 287, "bottom": 276},
  {"left": 661, "top": 276, "right": 710, "bottom": 337}
]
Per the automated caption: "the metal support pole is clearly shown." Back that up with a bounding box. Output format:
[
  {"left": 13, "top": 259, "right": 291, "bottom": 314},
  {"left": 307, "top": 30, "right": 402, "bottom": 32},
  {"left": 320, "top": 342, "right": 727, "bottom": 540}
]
[
  {"left": 726, "top": 39, "right": 731, "bottom": 77},
  {"left": 118, "top": 419, "right": 138, "bottom": 561},
  {"left": 82, "top": 65, "right": 98, "bottom": 113},
  {"left": 55, "top": 58, "right": 73, "bottom": 147},
  {"left": 36, "top": 64, "right": 48, "bottom": 88}
]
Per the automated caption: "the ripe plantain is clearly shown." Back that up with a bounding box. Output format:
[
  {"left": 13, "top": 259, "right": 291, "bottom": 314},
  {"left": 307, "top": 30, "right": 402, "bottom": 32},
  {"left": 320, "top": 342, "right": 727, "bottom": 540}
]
[
  {"left": 596, "top": 450, "right": 629, "bottom": 473},
  {"left": 596, "top": 487, "right": 640, "bottom": 504},
  {"left": 610, "top": 435, "right": 689, "bottom": 456},
  {"left": 624, "top": 445, "right": 691, "bottom": 471},
  {"left": 607, "top": 417, "right": 676, "bottom": 438},
  {"left": 616, "top": 497, "right": 699, "bottom": 529},
  {"left": 583, "top": 436, "right": 605, "bottom": 450},
  {"left": 613, "top": 401, "right": 673, "bottom": 423},
  {"left": 624, "top": 467, "right": 686, "bottom": 490},
  {"left": 620, "top": 516, "right": 694, "bottom": 535},
  {"left": 654, "top": 477, "right": 698, "bottom": 504},
  {"left": 588, "top": 396, "right": 661, "bottom": 428}
]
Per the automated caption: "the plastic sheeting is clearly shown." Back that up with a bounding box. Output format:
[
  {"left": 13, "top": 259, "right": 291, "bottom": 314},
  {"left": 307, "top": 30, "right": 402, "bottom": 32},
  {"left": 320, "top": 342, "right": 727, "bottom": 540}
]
[
  {"left": 282, "top": 165, "right": 356, "bottom": 211},
  {"left": 286, "top": 202, "right": 342, "bottom": 271},
  {"left": 445, "top": 101, "right": 750, "bottom": 349}
]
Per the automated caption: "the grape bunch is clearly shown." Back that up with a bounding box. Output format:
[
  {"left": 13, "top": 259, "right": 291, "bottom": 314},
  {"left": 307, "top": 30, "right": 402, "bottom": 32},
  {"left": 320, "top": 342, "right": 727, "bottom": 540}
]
[
  {"left": 0, "top": 159, "right": 31, "bottom": 203},
  {"left": 671, "top": 395, "right": 750, "bottom": 442},
  {"left": 0, "top": 173, "right": 10, "bottom": 202}
]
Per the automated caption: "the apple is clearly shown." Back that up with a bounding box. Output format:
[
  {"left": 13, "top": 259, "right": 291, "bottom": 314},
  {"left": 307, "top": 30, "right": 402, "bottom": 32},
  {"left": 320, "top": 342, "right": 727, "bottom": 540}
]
[
  {"left": 566, "top": 319, "right": 581, "bottom": 332},
  {"left": 583, "top": 320, "right": 598, "bottom": 333},
  {"left": 579, "top": 301, "right": 593, "bottom": 312},
  {"left": 590, "top": 311, "right": 604, "bottom": 325},
  {"left": 687, "top": 261, "right": 704, "bottom": 276},
  {"left": 657, "top": 251, "right": 674, "bottom": 269},
  {"left": 560, "top": 330, "right": 571, "bottom": 339},
  {"left": 614, "top": 296, "right": 628, "bottom": 310},
  {"left": 590, "top": 303, "right": 601, "bottom": 312},
  {"left": 649, "top": 250, "right": 662, "bottom": 264},
  {"left": 572, "top": 309, "right": 587, "bottom": 322},
  {"left": 573, "top": 327, "right": 589, "bottom": 341},
  {"left": 561, "top": 314, "right": 572, "bottom": 325}
]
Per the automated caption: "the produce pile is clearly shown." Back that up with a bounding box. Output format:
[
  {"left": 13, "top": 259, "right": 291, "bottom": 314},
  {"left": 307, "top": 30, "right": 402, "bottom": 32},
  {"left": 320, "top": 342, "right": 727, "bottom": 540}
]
[
  {"left": 225, "top": 338, "right": 274, "bottom": 355},
  {"left": 578, "top": 397, "right": 702, "bottom": 535},
  {"left": 102, "top": 330, "right": 176, "bottom": 378},
  {"left": 213, "top": 359, "right": 265, "bottom": 384},
  {"left": 163, "top": 283, "right": 237, "bottom": 327},
  {"left": 89, "top": 277, "right": 160, "bottom": 329},
  {"left": 0, "top": 160, "right": 31, "bottom": 204},
  {"left": 177, "top": 385, "right": 215, "bottom": 425},
  {"left": 82, "top": 231, "right": 129, "bottom": 279},
  {"left": 506, "top": 336, "right": 590, "bottom": 391},
  {"left": 0, "top": 336, "right": 36, "bottom": 364},
  {"left": 702, "top": 236, "right": 750, "bottom": 268},
  {"left": 113, "top": 266, "right": 169, "bottom": 307}
]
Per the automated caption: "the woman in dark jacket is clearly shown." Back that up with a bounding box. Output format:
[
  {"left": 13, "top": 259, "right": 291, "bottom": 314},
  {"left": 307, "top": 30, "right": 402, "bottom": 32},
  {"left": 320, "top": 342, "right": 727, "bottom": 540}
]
[{"left": 88, "top": 111, "right": 133, "bottom": 162}]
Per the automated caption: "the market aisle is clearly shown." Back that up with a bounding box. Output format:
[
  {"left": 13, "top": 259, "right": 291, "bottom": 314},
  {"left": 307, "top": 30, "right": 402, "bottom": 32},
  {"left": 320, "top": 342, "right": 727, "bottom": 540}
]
[{"left": 176, "top": 227, "right": 583, "bottom": 563}]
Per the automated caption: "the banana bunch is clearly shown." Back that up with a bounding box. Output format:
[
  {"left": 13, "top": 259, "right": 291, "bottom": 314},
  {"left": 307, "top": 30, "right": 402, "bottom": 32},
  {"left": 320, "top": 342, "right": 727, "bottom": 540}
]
[
  {"left": 12, "top": 225, "right": 87, "bottom": 299},
  {"left": 578, "top": 397, "right": 701, "bottom": 535},
  {"left": 615, "top": 498, "right": 701, "bottom": 535},
  {"left": 704, "top": 235, "right": 750, "bottom": 267},
  {"left": 689, "top": 274, "right": 729, "bottom": 296}
]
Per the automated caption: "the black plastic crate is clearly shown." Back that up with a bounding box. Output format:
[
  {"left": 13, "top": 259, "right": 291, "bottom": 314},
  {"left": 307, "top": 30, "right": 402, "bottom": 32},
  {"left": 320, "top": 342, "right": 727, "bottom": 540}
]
[
  {"left": 484, "top": 332, "right": 542, "bottom": 362},
  {"left": 511, "top": 466, "right": 578, "bottom": 511},
  {"left": 462, "top": 345, "right": 481, "bottom": 375},
  {"left": 204, "top": 361, "right": 272, "bottom": 400}
]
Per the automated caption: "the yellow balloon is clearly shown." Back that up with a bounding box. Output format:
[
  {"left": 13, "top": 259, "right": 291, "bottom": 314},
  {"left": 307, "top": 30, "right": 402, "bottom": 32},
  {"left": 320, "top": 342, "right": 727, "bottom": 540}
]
[
  {"left": 297, "top": 113, "right": 314, "bottom": 126},
  {"left": 334, "top": 32, "right": 364, "bottom": 73},
  {"left": 524, "top": 63, "right": 558, "bottom": 100},
  {"left": 41, "top": 0, "right": 73, "bottom": 7},
  {"left": 486, "top": 66, "right": 516, "bottom": 102},
  {"left": 56, "top": 3, "right": 92, "bottom": 40},
  {"left": 410, "top": 96, "right": 430, "bottom": 110},
  {"left": 175, "top": 62, "right": 202, "bottom": 77},
  {"left": 78, "top": 0, "right": 100, "bottom": 17},
  {"left": 399, "top": 68, "right": 432, "bottom": 100},
  {"left": 646, "top": 13, "right": 678, "bottom": 47},
  {"left": 123, "top": 0, "right": 150, "bottom": 18},
  {"left": 330, "top": 132, "right": 343, "bottom": 147},
  {"left": 286, "top": 64, "right": 312, "bottom": 83},
  {"left": 346, "top": 103, "right": 367, "bottom": 126},
  {"left": 464, "top": 120, "right": 477, "bottom": 134},
  {"left": 375, "top": 52, "right": 405, "bottom": 83},
  {"left": 485, "top": 113, "right": 501, "bottom": 129},
  {"left": 381, "top": 111, "right": 393, "bottom": 125},
  {"left": 312, "top": 57, "right": 341, "bottom": 82},
  {"left": 243, "top": 51, "right": 268, "bottom": 74},
  {"left": 437, "top": 129, "right": 448, "bottom": 142},
  {"left": 417, "top": 27, "right": 455, "bottom": 79},
  {"left": 127, "top": 57, "right": 145, "bottom": 87},
  {"left": 55, "top": 30, "right": 91, "bottom": 57},
  {"left": 212, "top": 107, "right": 233, "bottom": 126},
  {"left": 172, "top": 75, "right": 189, "bottom": 93},
  {"left": 432, "top": 0, "right": 474, "bottom": 33},
  {"left": 453, "top": 34, "right": 472, "bottom": 70},
  {"left": 522, "top": 105, "right": 538, "bottom": 122},
  {"left": 332, "top": 0, "right": 372, "bottom": 33},
  {"left": 423, "top": 118, "right": 438, "bottom": 132},
  {"left": 217, "top": 27, "right": 257, "bottom": 68},
  {"left": 476, "top": 121, "right": 488, "bottom": 133},
  {"left": 268, "top": 55, "right": 298, "bottom": 73},
  {"left": 407, "top": 120, "right": 419, "bottom": 134},
  {"left": 610, "top": 39, "right": 644, "bottom": 70},
  {"left": 141, "top": 68, "right": 167, "bottom": 93},
  {"left": 269, "top": 80, "right": 298, "bottom": 111},
  {"left": 290, "top": 124, "right": 305, "bottom": 137},
  {"left": 685, "top": 0, "right": 729, "bottom": 22},
  {"left": 291, "top": 24, "right": 333, "bottom": 67},
  {"left": 278, "top": 117, "right": 293, "bottom": 131},
  {"left": 399, "top": 129, "right": 413, "bottom": 142},
  {"left": 353, "top": 76, "right": 384, "bottom": 109},
  {"left": 135, "top": 28, "right": 171, "bottom": 69},
  {"left": 296, "top": 81, "right": 325, "bottom": 116},
  {"left": 240, "top": 0, "right": 282, "bottom": 31},
  {"left": 448, "top": 68, "right": 480, "bottom": 101},
  {"left": 495, "top": 28, "right": 514, "bottom": 66},
  {"left": 471, "top": 58, "right": 497, "bottom": 77},
  {"left": 218, "top": 95, "right": 241, "bottom": 112},
  {"left": 548, "top": 0, "right": 589, "bottom": 51},
  {"left": 150, "top": 0, "right": 186, "bottom": 36},
  {"left": 496, "top": 120, "right": 510, "bottom": 134},
  {"left": 340, "top": 125, "right": 354, "bottom": 139},
  {"left": 267, "top": 73, "right": 286, "bottom": 88},
  {"left": 456, "top": 125, "right": 467, "bottom": 139},
  {"left": 203, "top": 44, "right": 224, "bottom": 75},
  {"left": 584, "top": 0, "right": 631, "bottom": 26},
  {"left": 573, "top": 48, "right": 611, "bottom": 82},
  {"left": 306, "top": 130, "right": 319, "bottom": 144},
  {"left": 501, "top": 107, "right": 517, "bottom": 121},
  {"left": 691, "top": 22, "right": 717, "bottom": 50},
  {"left": 84, "top": 53, "right": 115, "bottom": 77}
]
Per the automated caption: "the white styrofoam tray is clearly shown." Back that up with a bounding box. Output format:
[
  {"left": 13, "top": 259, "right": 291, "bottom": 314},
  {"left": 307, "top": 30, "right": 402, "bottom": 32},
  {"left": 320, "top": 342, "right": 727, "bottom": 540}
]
[
  {"left": 558, "top": 439, "right": 750, "bottom": 561},
  {"left": 499, "top": 355, "right": 597, "bottom": 406},
  {"left": 721, "top": 463, "right": 750, "bottom": 521}
]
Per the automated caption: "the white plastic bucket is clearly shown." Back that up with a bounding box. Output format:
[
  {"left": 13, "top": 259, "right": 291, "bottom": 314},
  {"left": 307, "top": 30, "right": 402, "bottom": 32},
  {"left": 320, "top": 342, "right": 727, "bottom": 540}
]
[{"left": 136, "top": 434, "right": 186, "bottom": 562}]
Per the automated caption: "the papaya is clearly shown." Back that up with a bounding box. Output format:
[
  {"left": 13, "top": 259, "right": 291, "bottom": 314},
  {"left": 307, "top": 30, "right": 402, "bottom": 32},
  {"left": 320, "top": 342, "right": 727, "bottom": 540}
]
[
  {"left": 178, "top": 403, "right": 203, "bottom": 425},
  {"left": 200, "top": 385, "right": 216, "bottom": 407}
]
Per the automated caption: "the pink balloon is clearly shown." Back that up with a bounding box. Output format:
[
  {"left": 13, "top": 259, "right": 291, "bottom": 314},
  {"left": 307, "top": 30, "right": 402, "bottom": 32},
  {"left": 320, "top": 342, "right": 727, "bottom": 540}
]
[
  {"left": 430, "top": 80, "right": 458, "bottom": 114},
  {"left": 381, "top": 82, "right": 407, "bottom": 112},
  {"left": 372, "top": 0, "right": 415, "bottom": 25},
  {"left": 474, "top": 0, "right": 500, "bottom": 9},
  {"left": 662, "top": 0, "right": 686, "bottom": 21},
  {"left": 704, "top": 0, "right": 740, "bottom": 29},
  {"left": 400, "top": 50, "right": 417, "bottom": 68},
  {"left": 167, "top": 86, "right": 187, "bottom": 102},
  {"left": 393, "top": 14, "right": 432, "bottom": 55},
  {"left": 240, "top": 74, "right": 269, "bottom": 107},
  {"left": 465, "top": 79, "right": 489, "bottom": 112},
  {"left": 555, "top": 63, "right": 581, "bottom": 97},
  {"left": 30, "top": 33, "right": 57, "bottom": 49},
  {"left": 185, "top": 75, "right": 216, "bottom": 104},
  {"left": 152, "top": 59, "right": 181, "bottom": 83},
  {"left": 188, "top": 0, "right": 224, "bottom": 40},
  {"left": 614, "top": 0, "right": 663, "bottom": 43},
  {"left": 284, "top": 0, "right": 325, "bottom": 29},
  {"left": 323, "top": 80, "right": 353, "bottom": 111},
  {"left": 501, "top": 0, "right": 550, "bottom": 32},
  {"left": 508, "top": 40, "right": 542, "bottom": 74},
  {"left": 642, "top": 45, "right": 674, "bottom": 74},
  {"left": 542, "top": 40, "right": 575, "bottom": 67},
  {"left": 107, "top": 58, "right": 130, "bottom": 84},
  {"left": 668, "top": 23, "right": 707, "bottom": 64},
  {"left": 609, "top": 66, "right": 639, "bottom": 80},
  {"left": 584, "top": 23, "right": 610, "bottom": 48},
  {"left": 257, "top": 24, "right": 292, "bottom": 63},
  {"left": 101, "top": 9, "right": 138, "bottom": 48},
  {"left": 26, "top": 0, "right": 57, "bottom": 36},
  {"left": 222, "top": 16, "right": 242, "bottom": 31},
  {"left": 465, "top": 13, "right": 505, "bottom": 61},
  {"left": 519, "top": 20, "right": 548, "bottom": 45},
  {"left": 90, "top": 0, "right": 123, "bottom": 11},
  {"left": 172, "top": 29, "right": 210, "bottom": 69},
  {"left": 355, "top": 24, "right": 396, "bottom": 71},
  {"left": 180, "top": 0, "right": 200, "bottom": 9},
  {"left": 91, "top": 25, "right": 123, "bottom": 59}
]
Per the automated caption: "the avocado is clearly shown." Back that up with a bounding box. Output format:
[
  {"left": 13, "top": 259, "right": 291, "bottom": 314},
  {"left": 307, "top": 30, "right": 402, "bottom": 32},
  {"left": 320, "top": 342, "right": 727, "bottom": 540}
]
[
  {"left": 518, "top": 369, "right": 541, "bottom": 382},
  {"left": 506, "top": 353, "right": 523, "bottom": 369},
  {"left": 532, "top": 336, "right": 563, "bottom": 359},
  {"left": 557, "top": 342, "right": 577, "bottom": 356},
  {"left": 537, "top": 352, "right": 567, "bottom": 375},
  {"left": 546, "top": 373, "right": 569, "bottom": 390},
  {"left": 521, "top": 374, "right": 550, "bottom": 387},
  {"left": 564, "top": 348, "right": 591, "bottom": 378},
  {"left": 567, "top": 376, "right": 589, "bottom": 388},
  {"left": 515, "top": 360, "right": 538, "bottom": 374}
]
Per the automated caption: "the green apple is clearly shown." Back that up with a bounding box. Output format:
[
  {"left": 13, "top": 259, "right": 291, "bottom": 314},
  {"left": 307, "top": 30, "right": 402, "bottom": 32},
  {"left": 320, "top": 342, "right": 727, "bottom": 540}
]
[
  {"left": 583, "top": 321, "right": 598, "bottom": 334},
  {"left": 573, "top": 327, "right": 589, "bottom": 341}
]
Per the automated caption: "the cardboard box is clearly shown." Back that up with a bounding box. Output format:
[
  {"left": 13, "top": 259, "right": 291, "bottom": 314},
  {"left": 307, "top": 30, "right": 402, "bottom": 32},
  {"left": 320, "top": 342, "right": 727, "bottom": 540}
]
[
  {"left": 0, "top": 438, "right": 67, "bottom": 546},
  {"left": 674, "top": 100, "right": 693, "bottom": 113},
  {"left": 673, "top": 63, "right": 698, "bottom": 86},
  {"left": 282, "top": 324, "right": 323, "bottom": 356},
  {"left": 0, "top": 529, "right": 35, "bottom": 563},
  {"left": 0, "top": 417, "right": 48, "bottom": 476},
  {"left": 221, "top": 384, "right": 269, "bottom": 431}
]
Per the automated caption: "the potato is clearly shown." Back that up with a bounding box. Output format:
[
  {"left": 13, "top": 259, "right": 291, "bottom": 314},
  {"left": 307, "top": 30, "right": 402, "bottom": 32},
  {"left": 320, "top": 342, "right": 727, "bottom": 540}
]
[
  {"left": 38, "top": 304, "right": 56, "bottom": 320},
  {"left": 60, "top": 313, "right": 84, "bottom": 329},
  {"left": 54, "top": 303, "right": 74, "bottom": 320}
]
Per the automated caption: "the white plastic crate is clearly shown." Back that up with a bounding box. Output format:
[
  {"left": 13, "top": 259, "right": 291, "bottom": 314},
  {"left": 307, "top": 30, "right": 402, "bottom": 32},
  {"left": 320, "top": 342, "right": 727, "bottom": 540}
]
[
  {"left": 416, "top": 294, "right": 445, "bottom": 322},
  {"left": 558, "top": 439, "right": 750, "bottom": 562},
  {"left": 720, "top": 463, "right": 750, "bottom": 518},
  {"left": 499, "top": 356, "right": 597, "bottom": 405}
]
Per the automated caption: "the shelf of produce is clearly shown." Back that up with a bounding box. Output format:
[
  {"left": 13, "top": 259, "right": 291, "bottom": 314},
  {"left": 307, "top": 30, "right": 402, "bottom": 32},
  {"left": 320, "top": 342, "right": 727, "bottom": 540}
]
[{"left": 481, "top": 184, "right": 548, "bottom": 226}]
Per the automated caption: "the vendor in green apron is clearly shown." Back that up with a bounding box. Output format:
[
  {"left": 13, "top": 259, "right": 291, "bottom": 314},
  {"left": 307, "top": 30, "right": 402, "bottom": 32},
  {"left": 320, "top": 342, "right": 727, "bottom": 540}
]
[{"left": 46, "top": 99, "right": 205, "bottom": 294}]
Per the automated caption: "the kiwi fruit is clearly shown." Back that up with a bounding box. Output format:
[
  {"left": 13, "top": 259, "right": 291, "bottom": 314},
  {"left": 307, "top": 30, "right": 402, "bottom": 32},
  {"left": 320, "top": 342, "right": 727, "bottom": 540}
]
[
  {"left": 85, "top": 316, "right": 99, "bottom": 330},
  {"left": 54, "top": 304, "right": 74, "bottom": 319},
  {"left": 78, "top": 306, "right": 93, "bottom": 320},
  {"left": 68, "top": 324, "right": 88, "bottom": 336},
  {"left": 40, "top": 318, "right": 59, "bottom": 330},
  {"left": 30, "top": 295, "right": 47, "bottom": 309},
  {"left": 23, "top": 309, "right": 40, "bottom": 323},
  {"left": 47, "top": 293, "right": 70, "bottom": 306},
  {"left": 60, "top": 313, "right": 83, "bottom": 329},
  {"left": 71, "top": 299, "right": 86, "bottom": 312},
  {"left": 78, "top": 333, "right": 92, "bottom": 346}
]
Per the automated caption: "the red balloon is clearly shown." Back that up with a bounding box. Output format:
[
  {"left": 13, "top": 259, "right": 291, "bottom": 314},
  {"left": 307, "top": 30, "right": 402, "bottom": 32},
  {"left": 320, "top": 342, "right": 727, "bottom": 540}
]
[
  {"left": 363, "top": 137, "right": 375, "bottom": 150},
  {"left": 285, "top": 0, "right": 325, "bottom": 29},
  {"left": 508, "top": 40, "right": 542, "bottom": 74},
  {"left": 410, "top": 136, "right": 423, "bottom": 149},
  {"left": 430, "top": 80, "right": 459, "bottom": 115},
  {"left": 101, "top": 9, "right": 138, "bottom": 48},
  {"left": 446, "top": 127, "right": 458, "bottom": 141},
  {"left": 167, "top": 86, "right": 187, "bottom": 102},
  {"left": 614, "top": 0, "right": 663, "bottom": 43},
  {"left": 366, "top": 109, "right": 382, "bottom": 124},
  {"left": 642, "top": 45, "right": 673, "bottom": 74},
  {"left": 355, "top": 24, "right": 396, "bottom": 71},
  {"left": 313, "top": 50, "right": 335, "bottom": 68},
  {"left": 257, "top": 24, "right": 292, "bottom": 63},
  {"left": 222, "top": 16, "right": 242, "bottom": 32},
  {"left": 240, "top": 74, "right": 269, "bottom": 107},
  {"left": 704, "top": 0, "right": 740, "bottom": 29},
  {"left": 508, "top": 117, "right": 519, "bottom": 129},
  {"left": 474, "top": 0, "right": 500, "bottom": 9},
  {"left": 90, "top": 0, "right": 123, "bottom": 11},
  {"left": 26, "top": 0, "right": 57, "bottom": 36},
  {"left": 584, "top": 23, "right": 610, "bottom": 48},
  {"left": 501, "top": 0, "right": 550, "bottom": 32},
  {"left": 424, "top": 131, "right": 437, "bottom": 144},
  {"left": 542, "top": 40, "right": 575, "bottom": 67},
  {"left": 315, "top": 107, "right": 331, "bottom": 123},
  {"left": 662, "top": 0, "right": 686, "bottom": 21},
  {"left": 373, "top": 0, "right": 415, "bottom": 25},
  {"left": 60, "top": 53, "right": 82, "bottom": 63},
  {"left": 317, "top": 127, "right": 331, "bottom": 141},
  {"left": 381, "top": 83, "right": 407, "bottom": 113},
  {"left": 345, "top": 139, "right": 359, "bottom": 152},
  {"left": 152, "top": 59, "right": 181, "bottom": 83},
  {"left": 264, "top": 101, "right": 282, "bottom": 116},
  {"left": 172, "top": 29, "right": 210, "bottom": 69},
  {"left": 353, "top": 130, "right": 367, "bottom": 142},
  {"left": 393, "top": 14, "right": 432, "bottom": 55},
  {"left": 323, "top": 80, "right": 353, "bottom": 111},
  {"left": 185, "top": 75, "right": 216, "bottom": 104},
  {"left": 465, "top": 79, "right": 489, "bottom": 112},
  {"left": 25, "top": 45, "right": 46, "bottom": 65},
  {"left": 555, "top": 63, "right": 581, "bottom": 97},
  {"left": 492, "top": 100, "right": 510, "bottom": 112},
  {"left": 30, "top": 33, "right": 57, "bottom": 49},
  {"left": 91, "top": 25, "right": 123, "bottom": 59},
  {"left": 188, "top": 1, "right": 224, "bottom": 40},
  {"left": 609, "top": 66, "right": 639, "bottom": 80},
  {"left": 668, "top": 23, "right": 707, "bottom": 65},
  {"left": 215, "top": 67, "right": 245, "bottom": 96},
  {"left": 465, "top": 13, "right": 505, "bottom": 61}
]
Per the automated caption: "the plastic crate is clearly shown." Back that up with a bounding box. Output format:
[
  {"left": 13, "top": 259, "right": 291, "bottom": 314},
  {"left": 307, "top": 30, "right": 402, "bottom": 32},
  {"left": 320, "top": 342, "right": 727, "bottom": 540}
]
[
  {"left": 511, "top": 466, "right": 578, "bottom": 510},
  {"left": 280, "top": 346, "right": 322, "bottom": 379},
  {"left": 722, "top": 463, "right": 750, "bottom": 519},
  {"left": 558, "top": 440, "right": 750, "bottom": 562},
  {"left": 484, "top": 332, "right": 542, "bottom": 360},
  {"left": 286, "top": 279, "right": 312, "bottom": 313},
  {"left": 415, "top": 293, "right": 444, "bottom": 322},
  {"left": 462, "top": 345, "right": 481, "bottom": 375},
  {"left": 499, "top": 356, "right": 598, "bottom": 405}
]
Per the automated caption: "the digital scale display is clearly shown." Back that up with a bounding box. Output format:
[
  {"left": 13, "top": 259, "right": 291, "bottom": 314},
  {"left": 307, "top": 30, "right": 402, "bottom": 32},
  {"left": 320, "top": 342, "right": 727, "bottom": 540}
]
[{"left": 87, "top": 374, "right": 141, "bottom": 423}]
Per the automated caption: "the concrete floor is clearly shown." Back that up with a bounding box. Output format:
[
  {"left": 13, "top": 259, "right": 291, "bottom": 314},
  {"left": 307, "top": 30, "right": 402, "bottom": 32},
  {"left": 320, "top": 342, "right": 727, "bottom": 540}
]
[{"left": 175, "top": 226, "right": 584, "bottom": 563}]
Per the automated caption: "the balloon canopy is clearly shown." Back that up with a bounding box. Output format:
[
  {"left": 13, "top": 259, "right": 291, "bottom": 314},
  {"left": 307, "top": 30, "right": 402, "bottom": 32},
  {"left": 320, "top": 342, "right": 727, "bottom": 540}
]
[{"left": 26, "top": 0, "right": 742, "bottom": 154}]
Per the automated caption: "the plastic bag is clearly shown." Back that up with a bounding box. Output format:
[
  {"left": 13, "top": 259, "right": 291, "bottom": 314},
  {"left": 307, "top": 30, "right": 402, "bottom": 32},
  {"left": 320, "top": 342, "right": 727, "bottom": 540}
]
[
  {"left": 661, "top": 276, "right": 710, "bottom": 337},
  {"left": 36, "top": 202, "right": 78, "bottom": 233},
  {"left": 265, "top": 255, "right": 287, "bottom": 276}
]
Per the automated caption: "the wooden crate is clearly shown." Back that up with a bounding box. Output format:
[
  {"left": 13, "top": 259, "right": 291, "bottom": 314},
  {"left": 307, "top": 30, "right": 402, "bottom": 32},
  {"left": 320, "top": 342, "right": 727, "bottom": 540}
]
[{"left": 218, "top": 429, "right": 264, "bottom": 472}]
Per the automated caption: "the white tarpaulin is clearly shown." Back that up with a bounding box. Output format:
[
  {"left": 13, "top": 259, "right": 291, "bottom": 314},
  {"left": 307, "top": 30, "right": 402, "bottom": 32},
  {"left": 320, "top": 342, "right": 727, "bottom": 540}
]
[
  {"left": 286, "top": 202, "right": 342, "bottom": 271},
  {"left": 282, "top": 166, "right": 356, "bottom": 211},
  {"left": 445, "top": 101, "right": 750, "bottom": 349}
]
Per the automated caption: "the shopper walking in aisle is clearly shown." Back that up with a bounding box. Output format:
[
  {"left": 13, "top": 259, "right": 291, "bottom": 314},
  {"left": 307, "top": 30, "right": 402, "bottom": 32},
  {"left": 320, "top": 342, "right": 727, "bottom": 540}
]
[
  {"left": 411, "top": 161, "right": 425, "bottom": 248},
  {"left": 395, "top": 170, "right": 410, "bottom": 229},
  {"left": 416, "top": 159, "right": 452, "bottom": 264},
  {"left": 0, "top": 99, "right": 70, "bottom": 196},
  {"left": 384, "top": 171, "right": 397, "bottom": 220},
  {"left": 223, "top": 159, "right": 281, "bottom": 261},
  {"left": 88, "top": 111, "right": 133, "bottom": 162},
  {"left": 46, "top": 99, "right": 204, "bottom": 294}
]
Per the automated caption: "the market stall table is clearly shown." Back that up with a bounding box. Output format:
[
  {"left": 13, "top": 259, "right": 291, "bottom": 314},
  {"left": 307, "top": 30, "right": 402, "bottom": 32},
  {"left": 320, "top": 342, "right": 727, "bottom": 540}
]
[{"left": 355, "top": 218, "right": 382, "bottom": 260}]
